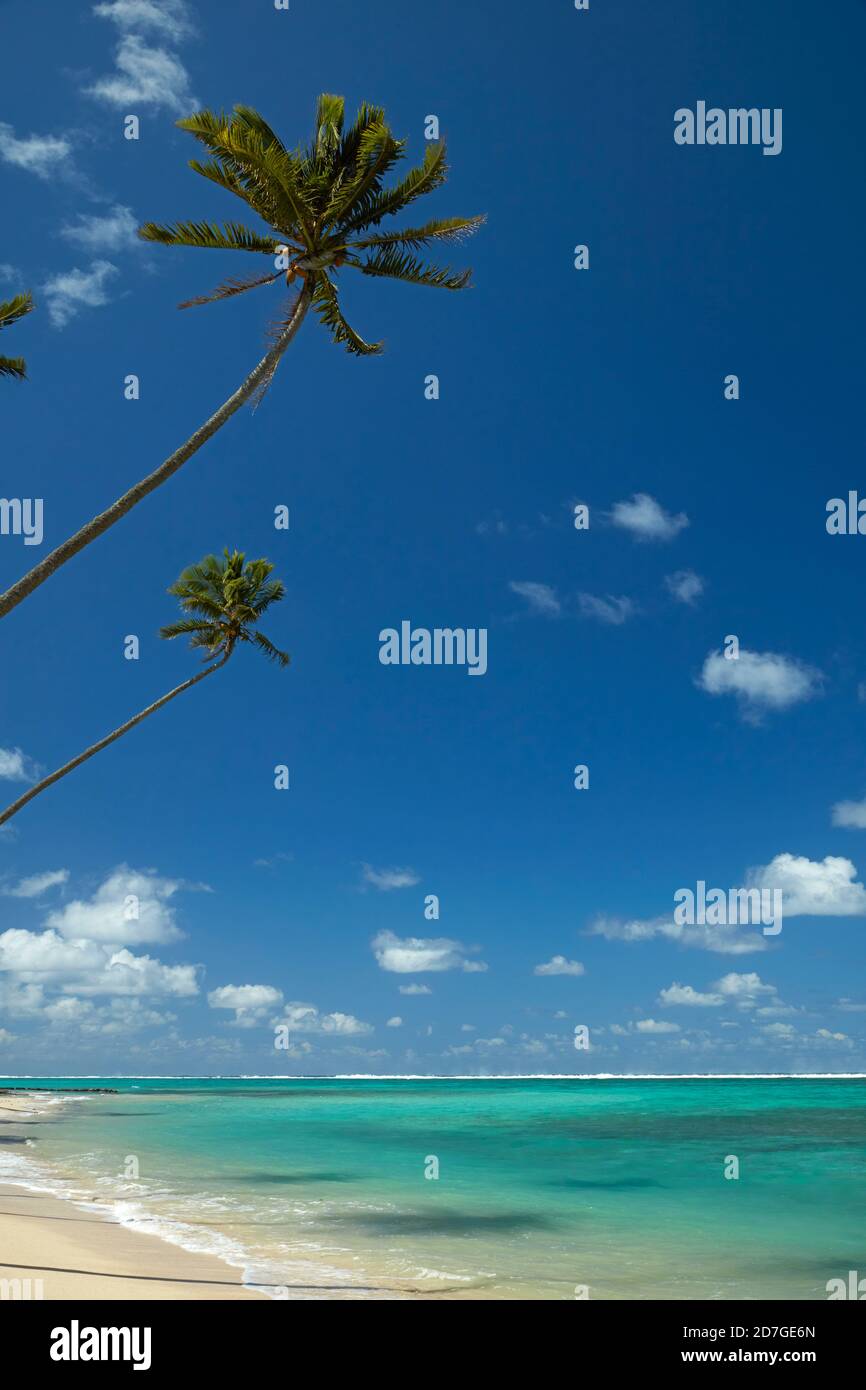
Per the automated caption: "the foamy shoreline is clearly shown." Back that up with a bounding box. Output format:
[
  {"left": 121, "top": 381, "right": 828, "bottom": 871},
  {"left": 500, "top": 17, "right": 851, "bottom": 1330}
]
[
  {"left": 0, "top": 1091, "right": 427, "bottom": 1301},
  {"left": 0, "top": 1091, "right": 269, "bottom": 1301}
]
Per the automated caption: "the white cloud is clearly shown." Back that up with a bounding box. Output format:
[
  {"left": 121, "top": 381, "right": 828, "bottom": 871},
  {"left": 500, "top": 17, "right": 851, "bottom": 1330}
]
[
  {"left": 509, "top": 581, "right": 561, "bottom": 617},
  {"left": 713, "top": 972, "right": 777, "bottom": 1009},
  {"left": 386, "top": 1016, "right": 402, "bottom": 1028},
  {"left": 610, "top": 493, "right": 688, "bottom": 543},
  {"left": 399, "top": 983, "right": 432, "bottom": 995},
  {"left": 761, "top": 1021, "right": 796, "bottom": 1039},
  {"left": 577, "top": 593, "right": 634, "bottom": 625},
  {"left": 697, "top": 648, "right": 821, "bottom": 718},
  {"left": 61, "top": 205, "right": 138, "bottom": 252},
  {"left": 208, "top": 983, "right": 283, "bottom": 1027},
  {"left": 0, "top": 929, "right": 197, "bottom": 997},
  {"left": 78, "top": 948, "right": 198, "bottom": 997},
  {"left": 815, "top": 1028, "right": 851, "bottom": 1045},
  {"left": 42, "top": 261, "right": 119, "bottom": 329},
  {"left": 45, "top": 867, "right": 185, "bottom": 945},
  {"left": 0, "top": 747, "right": 39, "bottom": 783},
  {"left": 0, "top": 124, "right": 73, "bottom": 180},
  {"left": 372, "top": 929, "right": 486, "bottom": 974},
  {"left": 361, "top": 864, "right": 420, "bottom": 891},
  {"left": 658, "top": 982, "right": 724, "bottom": 1007},
  {"left": 92, "top": 0, "right": 194, "bottom": 40},
  {"left": 831, "top": 797, "right": 866, "bottom": 830},
  {"left": 747, "top": 853, "right": 866, "bottom": 917},
  {"left": 0, "top": 1028, "right": 15, "bottom": 1044},
  {"left": 588, "top": 913, "right": 767, "bottom": 955},
  {"left": 2, "top": 869, "right": 69, "bottom": 899},
  {"left": 533, "top": 955, "right": 585, "bottom": 977},
  {"left": 86, "top": 34, "right": 197, "bottom": 113},
  {"left": 665, "top": 569, "right": 704, "bottom": 605},
  {"left": 634, "top": 1018, "right": 681, "bottom": 1034},
  {"left": 275, "top": 1002, "right": 373, "bottom": 1037}
]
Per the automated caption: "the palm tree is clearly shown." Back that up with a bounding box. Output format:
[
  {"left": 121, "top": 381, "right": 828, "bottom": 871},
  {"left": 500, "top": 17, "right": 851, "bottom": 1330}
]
[
  {"left": 0, "top": 292, "right": 34, "bottom": 380},
  {"left": 0, "top": 97, "right": 482, "bottom": 619},
  {"left": 0, "top": 550, "right": 289, "bottom": 826}
]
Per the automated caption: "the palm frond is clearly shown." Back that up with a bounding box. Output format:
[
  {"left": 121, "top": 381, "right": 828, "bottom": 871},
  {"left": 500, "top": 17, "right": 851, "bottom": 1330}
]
[
  {"left": 138, "top": 219, "right": 279, "bottom": 253},
  {"left": 312, "top": 273, "right": 383, "bottom": 356},
  {"left": 0, "top": 356, "right": 27, "bottom": 380},
  {"left": 355, "top": 246, "right": 473, "bottom": 290},
  {"left": 0, "top": 292, "right": 34, "bottom": 331},
  {"left": 348, "top": 214, "right": 486, "bottom": 252},
  {"left": 251, "top": 630, "right": 290, "bottom": 667},
  {"left": 337, "top": 141, "right": 449, "bottom": 235},
  {"left": 179, "top": 268, "right": 282, "bottom": 309},
  {"left": 314, "top": 93, "right": 345, "bottom": 166},
  {"left": 323, "top": 121, "right": 404, "bottom": 230},
  {"left": 159, "top": 617, "right": 222, "bottom": 641}
]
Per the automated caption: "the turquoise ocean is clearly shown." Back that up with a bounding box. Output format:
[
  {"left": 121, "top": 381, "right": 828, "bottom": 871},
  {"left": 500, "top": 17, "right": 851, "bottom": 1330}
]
[{"left": 2, "top": 1077, "right": 865, "bottom": 1300}]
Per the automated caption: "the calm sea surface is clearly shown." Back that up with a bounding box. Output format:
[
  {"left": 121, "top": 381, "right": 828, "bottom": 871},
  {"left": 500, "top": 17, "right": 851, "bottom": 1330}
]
[{"left": 2, "top": 1076, "right": 864, "bottom": 1299}]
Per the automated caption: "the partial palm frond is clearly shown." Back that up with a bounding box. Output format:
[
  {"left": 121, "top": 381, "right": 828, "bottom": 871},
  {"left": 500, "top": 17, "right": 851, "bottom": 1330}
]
[
  {"left": 323, "top": 121, "right": 404, "bottom": 230},
  {"left": 337, "top": 141, "right": 449, "bottom": 235},
  {"left": 348, "top": 214, "right": 486, "bottom": 252},
  {"left": 0, "top": 356, "right": 27, "bottom": 380},
  {"left": 0, "top": 292, "right": 34, "bottom": 331},
  {"left": 355, "top": 246, "right": 473, "bottom": 290},
  {"left": 179, "top": 268, "right": 282, "bottom": 309},
  {"left": 251, "top": 630, "right": 291, "bottom": 666},
  {"left": 312, "top": 273, "right": 383, "bottom": 356},
  {"left": 138, "top": 219, "right": 279, "bottom": 253}
]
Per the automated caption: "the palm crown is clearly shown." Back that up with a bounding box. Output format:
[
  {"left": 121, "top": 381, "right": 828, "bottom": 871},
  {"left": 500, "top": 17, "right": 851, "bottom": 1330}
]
[
  {"left": 0, "top": 292, "right": 34, "bottom": 380},
  {"left": 161, "top": 549, "right": 290, "bottom": 667},
  {"left": 138, "top": 95, "right": 484, "bottom": 354}
]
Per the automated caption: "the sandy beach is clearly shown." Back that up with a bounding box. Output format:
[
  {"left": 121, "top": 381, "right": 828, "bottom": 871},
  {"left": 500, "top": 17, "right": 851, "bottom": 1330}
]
[{"left": 0, "top": 1094, "right": 265, "bottom": 1300}]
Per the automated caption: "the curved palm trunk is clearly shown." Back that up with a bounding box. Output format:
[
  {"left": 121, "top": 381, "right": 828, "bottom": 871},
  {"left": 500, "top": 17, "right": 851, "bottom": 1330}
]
[
  {"left": 0, "top": 652, "right": 230, "bottom": 826},
  {"left": 0, "top": 286, "right": 311, "bottom": 621}
]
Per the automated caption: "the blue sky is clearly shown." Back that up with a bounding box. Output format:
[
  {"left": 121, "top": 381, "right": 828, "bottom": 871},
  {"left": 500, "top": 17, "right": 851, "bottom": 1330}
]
[{"left": 2, "top": 0, "right": 866, "bottom": 1075}]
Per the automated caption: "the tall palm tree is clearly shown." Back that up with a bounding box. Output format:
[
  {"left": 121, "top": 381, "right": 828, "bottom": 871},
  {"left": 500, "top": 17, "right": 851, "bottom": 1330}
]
[
  {"left": 0, "top": 97, "right": 482, "bottom": 620},
  {"left": 0, "top": 292, "right": 34, "bottom": 380},
  {"left": 0, "top": 550, "right": 289, "bottom": 826}
]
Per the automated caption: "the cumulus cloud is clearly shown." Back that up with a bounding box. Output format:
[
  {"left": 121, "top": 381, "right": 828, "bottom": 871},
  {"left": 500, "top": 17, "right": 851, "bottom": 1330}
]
[
  {"left": 577, "top": 593, "right": 634, "bottom": 625},
  {"left": 713, "top": 972, "right": 778, "bottom": 1009},
  {"left": 509, "top": 581, "right": 561, "bottom": 617},
  {"left": 92, "top": 0, "right": 194, "bottom": 39},
  {"left": 533, "top": 955, "right": 585, "bottom": 977},
  {"left": 634, "top": 1018, "right": 681, "bottom": 1034},
  {"left": 275, "top": 1002, "right": 373, "bottom": 1037},
  {"left": 831, "top": 797, "right": 866, "bottom": 830},
  {"left": 610, "top": 493, "right": 688, "bottom": 543},
  {"left": 665, "top": 569, "right": 704, "bottom": 605},
  {"left": 372, "top": 930, "right": 486, "bottom": 974},
  {"left": 0, "top": 929, "right": 197, "bottom": 997},
  {"left": 208, "top": 983, "right": 283, "bottom": 1027},
  {"left": 361, "top": 864, "right": 420, "bottom": 891},
  {"left": 588, "top": 913, "right": 767, "bottom": 955},
  {"left": 0, "top": 747, "right": 40, "bottom": 783},
  {"left": 61, "top": 205, "right": 138, "bottom": 252},
  {"left": 86, "top": 34, "right": 197, "bottom": 112},
  {"left": 0, "top": 123, "right": 73, "bottom": 180},
  {"left": 399, "top": 983, "right": 432, "bottom": 995},
  {"left": 697, "top": 648, "right": 822, "bottom": 718},
  {"left": 658, "top": 982, "right": 724, "bottom": 1007},
  {"left": 45, "top": 867, "right": 185, "bottom": 945},
  {"left": 746, "top": 853, "right": 866, "bottom": 917},
  {"left": 42, "top": 261, "right": 119, "bottom": 329},
  {"left": 386, "top": 1016, "right": 403, "bottom": 1028},
  {"left": 2, "top": 869, "right": 69, "bottom": 899}
]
